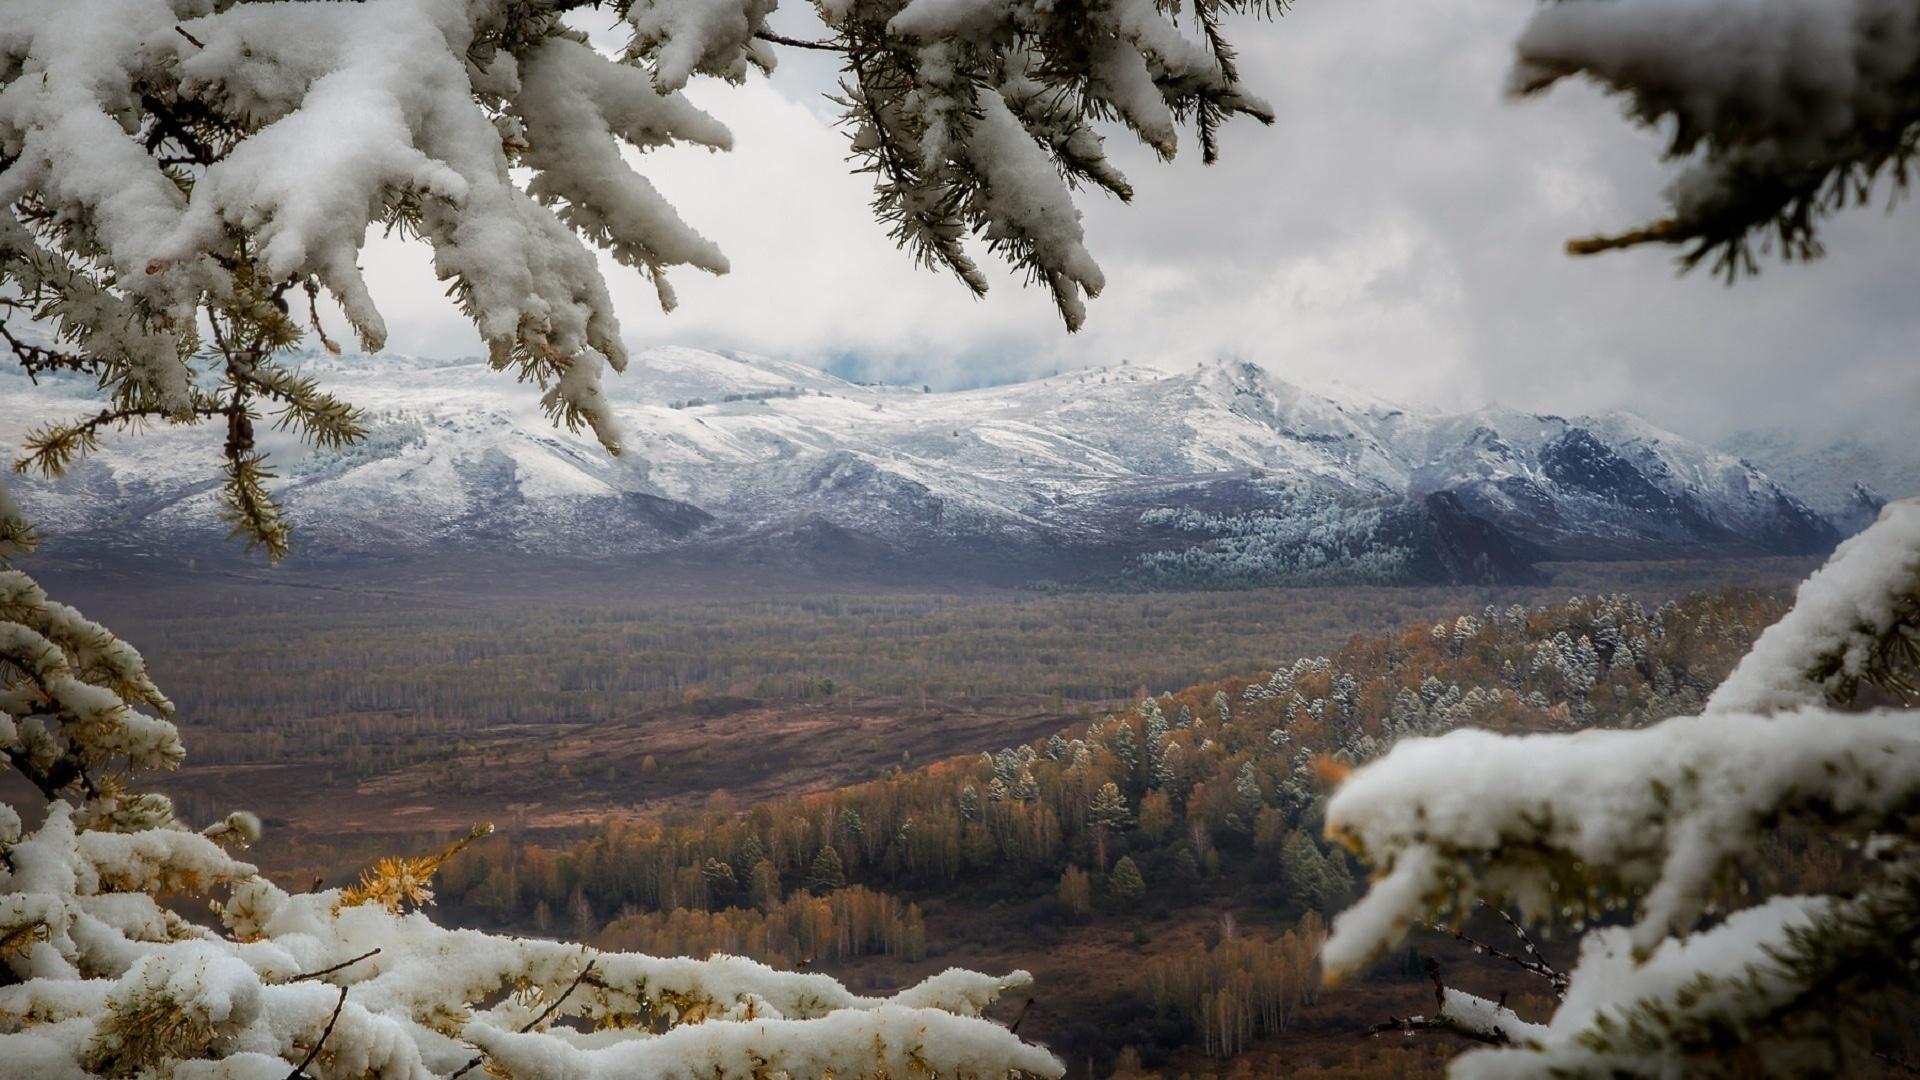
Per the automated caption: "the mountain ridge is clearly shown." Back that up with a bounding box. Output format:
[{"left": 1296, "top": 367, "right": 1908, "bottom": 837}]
[{"left": 1, "top": 349, "right": 1845, "bottom": 586}]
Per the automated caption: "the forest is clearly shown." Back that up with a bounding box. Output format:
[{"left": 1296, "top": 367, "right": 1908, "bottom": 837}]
[{"left": 383, "top": 582, "right": 1871, "bottom": 1076}]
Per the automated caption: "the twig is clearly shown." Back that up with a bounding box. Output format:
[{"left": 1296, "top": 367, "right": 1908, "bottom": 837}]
[
  {"left": 304, "top": 279, "right": 341, "bottom": 355},
  {"left": 291, "top": 947, "right": 380, "bottom": 983},
  {"left": 449, "top": 959, "right": 597, "bottom": 1079},
  {"left": 287, "top": 985, "right": 348, "bottom": 1079},
  {"left": 1007, "top": 996, "right": 1034, "bottom": 1035},
  {"left": 175, "top": 25, "right": 206, "bottom": 49},
  {"left": 1481, "top": 902, "right": 1568, "bottom": 996},
  {"left": 1362, "top": 958, "right": 1510, "bottom": 1046},
  {"left": 1421, "top": 901, "right": 1567, "bottom": 997},
  {"left": 754, "top": 29, "right": 844, "bottom": 52},
  {"left": 522, "top": 959, "right": 597, "bottom": 1032},
  {"left": 1364, "top": 1012, "right": 1508, "bottom": 1045}
]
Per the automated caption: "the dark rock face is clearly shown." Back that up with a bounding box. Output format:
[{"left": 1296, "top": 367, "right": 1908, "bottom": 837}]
[
  {"left": 1399, "top": 492, "right": 1545, "bottom": 586},
  {"left": 1541, "top": 429, "right": 1691, "bottom": 518}
]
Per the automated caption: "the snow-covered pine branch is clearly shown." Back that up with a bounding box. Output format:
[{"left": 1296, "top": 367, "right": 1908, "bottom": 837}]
[
  {"left": 1510, "top": 0, "right": 1920, "bottom": 279},
  {"left": 0, "top": 558, "right": 1061, "bottom": 1079},
  {"left": 1323, "top": 499, "right": 1920, "bottom": 1076},
  {"left": 0, "top": 0, "right": 1276, "bottom": 556}
]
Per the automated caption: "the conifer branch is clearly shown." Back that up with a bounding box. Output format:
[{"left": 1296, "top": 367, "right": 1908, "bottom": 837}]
[{"left": 450, "top": 956, "right": 597, "bottom": 1079}]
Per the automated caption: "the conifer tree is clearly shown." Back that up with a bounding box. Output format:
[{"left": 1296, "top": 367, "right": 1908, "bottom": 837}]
[
  {"left": 1088, "top": 781, "right": 1133, "bottom": 832},
  {"left": 1012, "top": 767, "right": 1039, "bottom": 801},
  {"left": 1109, "top": 855, "right": 1146, "bottom": 903},
  {"left": 806, "top": 843, "right": 848, "bottom": 894},
  {"left": 957, "top": 783, "right": 981, "bottom": 822},
  {"left": 1232, "top": 760, "right": 1264, "bottom": 822}
]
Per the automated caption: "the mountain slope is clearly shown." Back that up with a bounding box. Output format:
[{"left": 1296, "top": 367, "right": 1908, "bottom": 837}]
[
  {"left": 1721, "top": 429, "right": 1917, "bottom": 535},
  {"left": 1, "top": 351, "right": 1839, "bottom": 584}
]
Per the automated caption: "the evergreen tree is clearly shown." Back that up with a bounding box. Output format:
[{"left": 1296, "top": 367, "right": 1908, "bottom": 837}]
[
  {"left": 1012, "top": 768, "right": 1039, "bottom": 801},
  {"left": 1232, "top": 761, "right": 1264, "bottom": 822},
  {"left": 806, "top": 844, "right": 847, "bottom": 894},
  {"left": 958, "top": 784, "right": 981, "bottom": 822},
  {"left": 734, "top": 832, "right": 765, "bottom": 878},
  {"left": 1112, "top": 718, "right": 1140, "bottom": 782},
  {"left": 1281, "top": 831, "right": 1340, "bottom": 913},
  {"left": 1152, "top": 739, "right": 1184, "bottom": 791},
  {"left": 1088, "top": 782, "right": 1133, "bottom": 831},
  {"left": 1109, "top": 856, "right": 1146, "bottom": 903},
  {"left": 700, "top": 857, "right": 738, "bottom": 899}
]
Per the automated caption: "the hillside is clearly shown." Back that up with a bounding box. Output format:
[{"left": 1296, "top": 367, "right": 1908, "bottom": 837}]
[{"left": 4, "top": 351, "right": 1839, "bottom": 586}]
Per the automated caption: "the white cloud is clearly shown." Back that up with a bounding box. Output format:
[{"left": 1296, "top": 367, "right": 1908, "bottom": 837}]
[{"left": 351, "top": 0, "right": 1918, "bottom": 446}]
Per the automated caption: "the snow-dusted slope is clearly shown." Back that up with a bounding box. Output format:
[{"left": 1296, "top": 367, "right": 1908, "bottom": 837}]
[
  {"left": 0, "top": 351, "right": 1838, "bottom": 581},
  {"left": 1721, "top": 430, "right": 1917, "bottom": 535}
]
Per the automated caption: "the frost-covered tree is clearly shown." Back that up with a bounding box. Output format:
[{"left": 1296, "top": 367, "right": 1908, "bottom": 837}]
[
  {"left": 1011, "top": 766, "right": 1039, "bottom": 801},
  {"left": 1088, "top": 780, "right": 1132, "bottom": 833},
  {"left": 0, "top": 564, "right": 1056, "bottom": 1077},
  {"left": 1324, "top": 500, "right": 1920, "bottom": 1075},
  {"left": 1231, "top": 759, "right": 1263, "bottom": 822}
]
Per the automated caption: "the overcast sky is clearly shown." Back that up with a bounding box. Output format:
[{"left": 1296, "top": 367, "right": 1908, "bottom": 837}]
[{"left": 354, "top": 0, "right": 1917, "bottom": 445}]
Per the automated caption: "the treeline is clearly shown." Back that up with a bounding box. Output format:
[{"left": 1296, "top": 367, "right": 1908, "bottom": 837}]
[
  {"left": 594, "top": 885, "right": 927, "bottom": 969},
  {"left": 436, "top": 588, "right": 1789, "bottom": 935}
]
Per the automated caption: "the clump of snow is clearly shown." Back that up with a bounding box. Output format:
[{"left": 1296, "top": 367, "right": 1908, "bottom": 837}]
[
  {"left": 1507, "top": 0, "right": 1920, "bottom": 253},
  {"left": 1324, "top": 497, "right": 1920, "bottom": 1074},
  {"left": 1324, "top": 705, "right": 1920, "bottom": 974},
  {"left": 0, "top": 566, "right": 1059, "bottom": 1077},
  {"left": 1709, "top": 498, "right": 1920, "bottom": 714}
]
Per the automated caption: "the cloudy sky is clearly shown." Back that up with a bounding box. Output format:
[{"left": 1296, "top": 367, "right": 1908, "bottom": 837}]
[{"left": 356, "top": 0, "right": 1917, "bottom": 445}]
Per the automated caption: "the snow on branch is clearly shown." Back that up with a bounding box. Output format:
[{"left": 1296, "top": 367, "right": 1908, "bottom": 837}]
[
  {"left": 1323, "top": 704, "right": 1920, "bottom": 973},
  {"left": 1509, "top": 0, "right": 1920, "bottom": 277},
  {"left": 1709, "top": 498, "right": 1920, "bottom": 715},
  {"left": 0, "top": 566, "right": 1061, "bottom": 1078},
  {"left": 1327, "top": 498, "right": 1920, "bottom": 1075},
  {"left": 831, "top": 0, "right": 1275, "bottom": 329}
]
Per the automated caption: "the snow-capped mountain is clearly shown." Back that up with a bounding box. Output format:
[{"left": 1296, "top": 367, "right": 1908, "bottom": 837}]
[
  {"left": 1720, "top": 429, "right": 1917, "bottom": 536},
  {"left": 1, "top": 350, "right": 1840, "bottom": 585}
]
